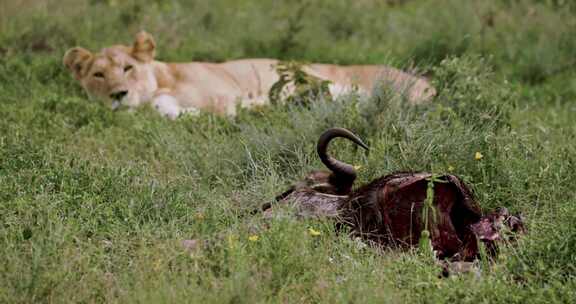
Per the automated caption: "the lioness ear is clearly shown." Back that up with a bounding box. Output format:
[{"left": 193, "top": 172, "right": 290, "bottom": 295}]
[
  {"left": 63, "top": 47, "right": 93, "bottom": 79},
  {"left": 132, "top": 31, "right": 156, "bottom": 62}
]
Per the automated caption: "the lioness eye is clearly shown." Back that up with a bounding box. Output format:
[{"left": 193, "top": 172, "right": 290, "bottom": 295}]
[
  {"left": 124, "top": 65, "right": 133, "bottom": 72},
  {"left": 93, "top": 72, "right": 104, "bottom": 78}
]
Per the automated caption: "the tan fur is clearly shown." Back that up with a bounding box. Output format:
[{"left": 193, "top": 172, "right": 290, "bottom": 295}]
[{"left": 64, "top": 31, "right": 435, "bottom": 119}]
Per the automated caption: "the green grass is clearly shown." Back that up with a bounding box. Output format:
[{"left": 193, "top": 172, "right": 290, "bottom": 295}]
[{"left": 1, "top": 0, "right": 575, "bottom": 302}]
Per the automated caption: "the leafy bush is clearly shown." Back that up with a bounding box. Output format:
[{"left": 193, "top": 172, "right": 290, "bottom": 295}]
[{"left": 269, "top": 61, "right": 333, "bottom": 105}]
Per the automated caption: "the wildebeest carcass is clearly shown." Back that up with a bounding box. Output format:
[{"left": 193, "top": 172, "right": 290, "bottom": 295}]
[
  {"left": 266, "top": 128, "right": 523, "bottom": 261},
  {"left": 264, "top": 128, "right": 368, "bottom": 219}
]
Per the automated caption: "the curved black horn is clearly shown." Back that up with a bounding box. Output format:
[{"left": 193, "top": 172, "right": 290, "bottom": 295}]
[{"left": 317, "top": 128, "right": 369, "bottom": 178}]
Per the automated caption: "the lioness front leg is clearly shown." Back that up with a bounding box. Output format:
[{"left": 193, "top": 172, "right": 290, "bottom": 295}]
[{"left": 152, "top": 94, "right": 199, "bottom": 119}]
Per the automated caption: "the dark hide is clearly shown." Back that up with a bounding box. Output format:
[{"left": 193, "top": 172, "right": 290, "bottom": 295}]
[
  {"left": 339, "top": 172, "right": 484, "bottom": 260},
  {"left": 266, "top": 128, "right": 524, "bottom": 261},
  {"left": 272, "top": 171, "right": 523, "bottom": 261}
]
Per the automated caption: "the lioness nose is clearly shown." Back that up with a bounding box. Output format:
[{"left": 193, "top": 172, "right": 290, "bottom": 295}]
[{"left": 110, "top": 90, "right": 128, "bottom": 100}]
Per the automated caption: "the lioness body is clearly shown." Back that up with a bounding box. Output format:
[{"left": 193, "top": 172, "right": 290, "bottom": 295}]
[{"left": 64, "top": 32, "right": 435, "bottom": 119}]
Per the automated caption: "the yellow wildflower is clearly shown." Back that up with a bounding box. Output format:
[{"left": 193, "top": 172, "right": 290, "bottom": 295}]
[
  {"left": 308, "top": 228, "right": 322, "bottom": 236},
  {"left": 354, "top": 165, "right": 362, "bottom": 170},
  {"left": 227, "top": 235, "right": 237, "bottom": 249},
  {"left": 475, "top": 152, "right": 484, "bottom": 160},
  {"left": 248, "top": 235, "right": 259, "bottom": 242},
  {"left": 447, "top": 165, "right": 455, "bottom": 172}
]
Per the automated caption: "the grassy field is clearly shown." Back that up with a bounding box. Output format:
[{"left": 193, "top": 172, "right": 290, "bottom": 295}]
[{"left": 1, "top": 0, "right": 576, "bottom": 302}]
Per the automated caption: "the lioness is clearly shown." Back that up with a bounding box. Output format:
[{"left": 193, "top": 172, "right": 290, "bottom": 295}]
[{"left": 64, "top": 31, "right": 435, "bottom": 119}]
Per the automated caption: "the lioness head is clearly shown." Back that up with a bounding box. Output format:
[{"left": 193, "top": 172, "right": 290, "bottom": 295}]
[{"left": 63, "top": 31, "right": 159, "bottom": 109}]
